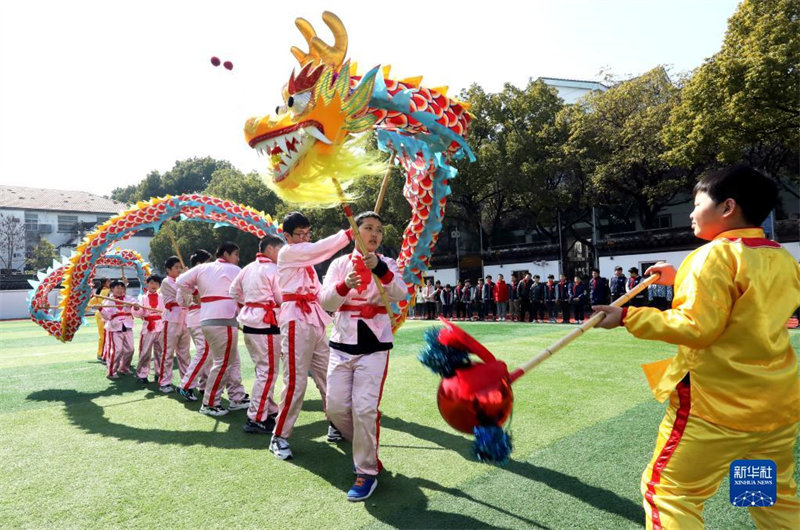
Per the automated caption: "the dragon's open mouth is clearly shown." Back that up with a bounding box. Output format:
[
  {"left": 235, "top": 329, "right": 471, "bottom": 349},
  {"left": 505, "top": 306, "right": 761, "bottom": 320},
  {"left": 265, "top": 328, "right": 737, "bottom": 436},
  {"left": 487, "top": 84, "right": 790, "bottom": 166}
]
[{"left": 249, "top": 121, "right": 331, "bottom": 182}]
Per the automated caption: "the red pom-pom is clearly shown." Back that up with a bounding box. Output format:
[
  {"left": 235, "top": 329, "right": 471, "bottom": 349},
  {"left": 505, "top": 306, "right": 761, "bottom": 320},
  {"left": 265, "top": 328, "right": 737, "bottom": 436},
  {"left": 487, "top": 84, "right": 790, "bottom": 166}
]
[
  {"left": 210, "top": 56, "right": 221, "bottom": 67},
  {"left": 223, "top": 60, "right": 233, "bottom": 71}
]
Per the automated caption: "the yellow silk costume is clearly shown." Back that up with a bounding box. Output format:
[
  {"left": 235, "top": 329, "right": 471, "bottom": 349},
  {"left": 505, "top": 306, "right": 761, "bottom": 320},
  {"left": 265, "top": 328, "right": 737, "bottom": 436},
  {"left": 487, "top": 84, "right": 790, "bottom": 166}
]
[
  {"left": 90, "top": 287, "right": 110, "bottom": 359},
  {"left": 624, "top": 227, "right": 800, "bottom": 529}
]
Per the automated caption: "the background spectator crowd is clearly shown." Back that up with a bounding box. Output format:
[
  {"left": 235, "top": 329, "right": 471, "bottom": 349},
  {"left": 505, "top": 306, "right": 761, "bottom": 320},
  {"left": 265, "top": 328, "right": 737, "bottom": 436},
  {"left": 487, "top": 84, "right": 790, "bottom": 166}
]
[{"left": 409, "top": 265, "right": 673, "bottom": 323}]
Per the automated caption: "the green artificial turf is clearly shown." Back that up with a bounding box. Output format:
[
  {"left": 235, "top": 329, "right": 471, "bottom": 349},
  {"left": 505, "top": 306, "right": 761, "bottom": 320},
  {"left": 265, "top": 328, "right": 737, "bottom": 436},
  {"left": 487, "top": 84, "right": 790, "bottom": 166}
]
[{"left": 0, "top": 319, "right": 797, "bottom": 529}]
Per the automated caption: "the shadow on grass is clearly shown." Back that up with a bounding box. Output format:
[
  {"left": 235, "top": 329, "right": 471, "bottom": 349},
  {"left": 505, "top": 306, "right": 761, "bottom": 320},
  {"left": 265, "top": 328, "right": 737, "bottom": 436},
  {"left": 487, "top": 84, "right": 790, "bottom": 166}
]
[
  {"left": 380, "top": 416, "right": 644, "bottom": 526},
  {"left": 26, "top": 378, "right": 640, "bottom": 527},
  {"left": 288, "top": 419, "right": 548, "bottom": 529},
  {"left": 27, "top": 377, "right": 269, "bottom": 450}
]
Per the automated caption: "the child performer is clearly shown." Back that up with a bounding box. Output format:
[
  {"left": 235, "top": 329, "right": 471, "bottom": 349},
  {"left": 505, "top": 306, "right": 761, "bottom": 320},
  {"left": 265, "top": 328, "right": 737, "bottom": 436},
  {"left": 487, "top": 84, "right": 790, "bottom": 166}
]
[
  {"left": 89, "top": 278, "right": 111, "bottom": 363},
  {"left": 158, "top": 256, "right": 192, "bottom": 393},
  {"left": 133, "top": 275, "right": 164, "bottom": 384},
  {"left": 177, "top": 242, "right": 249, "bottom": 416},
  {"left": 177, "top": 249, "right": 213, "bottom": 402},
  {"left": 320, "top": 211, "right": 407, "bottom": 501},
  {"left": 229, "top": 235, "right": 284, "bottom": 434},
  {"left": 99, "top": 280, "right": 140, "bottom": 380},
  {"left": 268, "top": 212, "right": 353, "bottom": 461},
  {"left": 593, "top": 166, "right": 800, "bottom": 530}
]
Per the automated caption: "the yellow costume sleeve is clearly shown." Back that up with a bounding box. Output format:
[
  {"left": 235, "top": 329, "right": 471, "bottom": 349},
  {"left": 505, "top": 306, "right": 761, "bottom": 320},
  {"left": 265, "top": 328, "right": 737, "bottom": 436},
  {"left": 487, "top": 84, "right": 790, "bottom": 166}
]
[{"left": 624, "top": 243, "right": 735, "bottom": 348}]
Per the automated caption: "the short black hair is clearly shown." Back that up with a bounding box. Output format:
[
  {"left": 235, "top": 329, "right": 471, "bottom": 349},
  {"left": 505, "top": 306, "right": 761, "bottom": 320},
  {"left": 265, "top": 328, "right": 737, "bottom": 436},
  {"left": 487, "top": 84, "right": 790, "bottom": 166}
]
[
  {"left": 190, "top": 249, "right": 212, "bottom": 267},
  {"left": 216, "top": 241, "right": 239, "bottom": 258},
  {"left": 591, "top": 268, "right": 600, "bottom": 273},
  {"left": 146, "top": 274, "right": 162, "bottom": 284},
  {"left": 109, "top": 280, "right": 125, "bottom": 289},
  {"left": 355, "top": 211, "right": 383, "bottom": 227},
  {"left": 259, "top": 234, "right": 285, "bottom": 253},
  {"left": 547, "top": 274, "right": 554, "bottom": 279},
  {"left": 694, "top": 165, "right": 778, "bottom": 226},
  {"left": 165, "top": 256, "right": 182, "bottom": 270},
  {"left": 94, "top": 278, "right": 107, "bottom": 295},
  {"left": 283, "top": 211, "right": 310, "bottom": 236}
]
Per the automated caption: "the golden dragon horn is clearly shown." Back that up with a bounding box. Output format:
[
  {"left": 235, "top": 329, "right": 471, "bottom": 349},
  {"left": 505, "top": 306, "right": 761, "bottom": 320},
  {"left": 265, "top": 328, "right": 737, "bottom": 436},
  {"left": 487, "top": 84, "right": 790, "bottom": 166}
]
[{"left": 290, "top": 11, "right": 348, "bottom": 68}]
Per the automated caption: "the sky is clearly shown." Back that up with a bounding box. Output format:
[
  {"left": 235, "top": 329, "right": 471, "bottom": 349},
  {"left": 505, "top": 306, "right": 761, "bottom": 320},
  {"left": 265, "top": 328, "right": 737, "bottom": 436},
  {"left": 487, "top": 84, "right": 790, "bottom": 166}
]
[{"left": 0, "top": 0, "right": 741, "bottom": 197}]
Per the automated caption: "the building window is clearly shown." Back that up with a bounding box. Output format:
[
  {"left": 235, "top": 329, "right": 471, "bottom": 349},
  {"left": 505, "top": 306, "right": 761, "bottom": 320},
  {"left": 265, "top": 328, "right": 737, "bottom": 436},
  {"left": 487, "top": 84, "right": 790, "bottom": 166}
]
[
  {"left": 24, "top": 213, "right": 38, "bottom": 231},
  {"left": 96, "top": 215, "right": 110, "bottom": 225},
  {"left": 57, "top": 215, "right": 78, "bottom": 233},
  {"left": 655, "top": 214, "right": 671, "bottom": 229}
]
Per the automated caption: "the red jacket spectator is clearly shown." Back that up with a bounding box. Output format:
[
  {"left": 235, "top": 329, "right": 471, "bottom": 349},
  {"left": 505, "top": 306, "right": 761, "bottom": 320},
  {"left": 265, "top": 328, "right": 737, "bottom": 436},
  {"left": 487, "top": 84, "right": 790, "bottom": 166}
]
[{"left": 494, "top": 279, "right": 509, "bottom": 303}]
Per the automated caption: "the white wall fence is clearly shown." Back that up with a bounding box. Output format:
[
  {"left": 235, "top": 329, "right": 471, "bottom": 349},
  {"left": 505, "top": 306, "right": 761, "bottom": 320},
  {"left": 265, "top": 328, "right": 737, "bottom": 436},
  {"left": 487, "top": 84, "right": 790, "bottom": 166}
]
[{"left": 0, "top": 289, "right": 60, "bottom": 320}]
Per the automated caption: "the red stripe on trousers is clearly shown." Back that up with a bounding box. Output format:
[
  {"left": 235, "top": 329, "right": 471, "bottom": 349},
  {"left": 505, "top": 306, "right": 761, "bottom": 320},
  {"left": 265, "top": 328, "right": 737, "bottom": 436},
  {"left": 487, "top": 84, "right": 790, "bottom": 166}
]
[
  {"left": 102, "top": 330, "right": 110, "bottom": 361},
  {"left": 644, "top": 380, "right": 691, "bottom": 530},
  {"left": 159, "top": 322, "right": 169, "bottom": 385},
  {"left": 255, "top": 334, "right": 275, "bottom": 422},
  {"left": 184, "top": 341, "right": 209, "bottom": 389},
  {"left": 274, "top": 321, "right": 296, "bottom": 437},
  {"left": 207, "top": 326, "right": 233, "bottom": 407},
  {"left": 107, "top": 333, "right": 116, "bottom": 376},
  {"left": 374, "top": 351, "right": 391, "bottom": 466}
]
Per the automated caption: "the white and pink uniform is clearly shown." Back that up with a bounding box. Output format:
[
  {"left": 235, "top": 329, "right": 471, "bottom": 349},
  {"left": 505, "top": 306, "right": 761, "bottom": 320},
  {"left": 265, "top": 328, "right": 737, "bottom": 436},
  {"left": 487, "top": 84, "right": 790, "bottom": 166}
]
[
  {"left": 180, "top": 289, "right": 210, "bottom": 391},
  {"left": 133, "top": 291, "right": 164, "bottom": 379},
  {"left": 273, "top": 229, "right": 352, "bottom": 439},
  {"left": 229, "top": 253, "right": 283, "bottom": 423},
  {"left": 99, "top": 295, "right": 138, "bottom": 377},
  {"left": 177, "top": 259, "right": 246, "bottom": 408},
  {"left": 159, "top": 276, "right": 192, "bottom": 386},
  {"left": 320, "top": 250, "right": 407, "bottom": 477}
]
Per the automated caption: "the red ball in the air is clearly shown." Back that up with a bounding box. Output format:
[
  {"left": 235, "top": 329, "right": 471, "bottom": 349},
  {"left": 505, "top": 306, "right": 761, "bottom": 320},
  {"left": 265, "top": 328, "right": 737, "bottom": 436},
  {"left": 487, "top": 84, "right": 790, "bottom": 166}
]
[
  {"left": 437, "top": 360, "right": 513, "bottom": 434},
  {"left": 210, "top": 56, "right": 221, "bottom": 67},
  {"left": 223, "top": 61, "right": 233, "bottom": 71}
]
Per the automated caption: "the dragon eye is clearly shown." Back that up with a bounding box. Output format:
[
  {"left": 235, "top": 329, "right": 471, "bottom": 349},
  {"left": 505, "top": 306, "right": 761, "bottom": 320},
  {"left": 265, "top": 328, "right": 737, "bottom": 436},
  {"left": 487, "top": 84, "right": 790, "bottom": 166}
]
[{"left": 287, "top": 91, "right": 311, "bottom": 115}]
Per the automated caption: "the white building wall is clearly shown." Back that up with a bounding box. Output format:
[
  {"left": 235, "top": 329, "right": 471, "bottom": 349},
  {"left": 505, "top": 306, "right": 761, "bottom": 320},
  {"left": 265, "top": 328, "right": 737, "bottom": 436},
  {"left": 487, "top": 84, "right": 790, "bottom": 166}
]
[
  {"left": 0, "top": 289, "right": 60, "bottom": 320},
  {"left": 425, "top": 268, "right": 458, "bottom": 286}
]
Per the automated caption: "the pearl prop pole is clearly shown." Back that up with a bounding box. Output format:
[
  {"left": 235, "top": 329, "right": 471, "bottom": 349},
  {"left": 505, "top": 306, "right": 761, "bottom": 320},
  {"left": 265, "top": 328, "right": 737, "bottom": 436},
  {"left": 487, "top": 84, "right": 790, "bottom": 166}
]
[
  {"left": 331, "top": 176, "right": 397, "bottom": 329},
  {"left": 509, "top": 273, "right": 661, "bottom": 381},
  {"left": 92, "top": 294, "right": 164, "bottom": 313}
]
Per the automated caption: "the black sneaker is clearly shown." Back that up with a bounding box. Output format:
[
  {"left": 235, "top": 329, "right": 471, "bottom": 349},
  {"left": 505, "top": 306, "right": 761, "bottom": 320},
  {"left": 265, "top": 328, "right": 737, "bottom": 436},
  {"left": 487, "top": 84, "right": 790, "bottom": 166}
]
[
  {"left": 243, "top": 419, "right": 271, "bottom": 435},
  {"left": 178, "top": 387, "right": 198, "bottom": 402},
  {"left": 327, "top": 423, "right": 344, "bottom": 442},
  {"left": 137, "top": 377, "right": 148, "bottom": 384}
]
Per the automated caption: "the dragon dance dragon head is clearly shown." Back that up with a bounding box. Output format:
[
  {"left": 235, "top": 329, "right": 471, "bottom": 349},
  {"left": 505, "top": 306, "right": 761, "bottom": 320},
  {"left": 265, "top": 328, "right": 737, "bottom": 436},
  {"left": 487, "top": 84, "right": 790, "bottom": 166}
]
[
  {"left": 244, "top": 12, "right": 385, "bottom": 204},
  {"left": 243, "top": 11, "right": 473, "bottom": 205}
]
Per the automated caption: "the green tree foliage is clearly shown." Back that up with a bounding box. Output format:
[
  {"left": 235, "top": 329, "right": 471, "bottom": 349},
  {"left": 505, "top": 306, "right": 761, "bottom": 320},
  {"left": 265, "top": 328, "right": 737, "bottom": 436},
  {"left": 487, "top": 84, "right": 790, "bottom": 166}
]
[
  {"left": 450, "top": 80, "right": 565, "bottom": 246},
  {"left": 148, "top": 168, "right": 270, "bottom": 271},
  {"left": 111, "top": 157, "right": 233, "bottom": 203},
  {"left": 566, "top": 67, "right": 692, "bottom": 228},
  {"left": 664, "top": 0, "right": 799, "bottom": 189},
  {"left": 26, "top": 237, "right": 57, "bottom": 272}
]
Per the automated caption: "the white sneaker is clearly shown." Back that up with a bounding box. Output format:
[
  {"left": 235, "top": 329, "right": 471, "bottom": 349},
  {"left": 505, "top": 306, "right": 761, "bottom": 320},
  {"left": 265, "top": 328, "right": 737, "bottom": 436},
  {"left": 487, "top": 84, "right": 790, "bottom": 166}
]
[
  {"left": 270, "top": 435, "right": 293, "bottom": 460},
  {"left": 158, "top": 385, "right": 174, "bottom": 394},
  {"left": 199, "top": 405, "right": 229, "bottom": 417},
  {"left": 228, "top": 394, "right": 250, "bottom": 411}
]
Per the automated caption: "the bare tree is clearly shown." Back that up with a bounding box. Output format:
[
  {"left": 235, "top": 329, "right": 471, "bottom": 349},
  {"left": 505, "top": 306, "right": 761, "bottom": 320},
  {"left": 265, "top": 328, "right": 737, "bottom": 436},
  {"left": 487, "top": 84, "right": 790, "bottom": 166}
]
[{"left": 0, "top": 213, "right": 26, "bottom": 273}]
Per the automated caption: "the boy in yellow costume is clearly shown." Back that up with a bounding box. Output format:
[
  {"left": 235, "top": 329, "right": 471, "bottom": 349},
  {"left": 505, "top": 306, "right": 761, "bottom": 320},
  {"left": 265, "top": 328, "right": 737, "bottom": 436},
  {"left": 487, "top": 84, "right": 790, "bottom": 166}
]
[{"left": 594, "top": 165, "right": 800, "bottom": 529}]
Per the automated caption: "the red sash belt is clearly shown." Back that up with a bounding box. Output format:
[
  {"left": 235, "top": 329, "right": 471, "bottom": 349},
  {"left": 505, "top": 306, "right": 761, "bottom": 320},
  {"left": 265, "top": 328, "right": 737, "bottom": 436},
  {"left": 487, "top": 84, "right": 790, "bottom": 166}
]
[
  {"left": 245, "top": 301, "right": 279, "bottom": 326},
  {"left": 339, "top": 304, "right": 387, "bottom": 319},
  {"left": 283, "top": 292, "right": 317, "bottom": 314},
  {"left": 111, "top": 312, "right": 132, "bottom": 319},
  {"left": 165, "top": 301, "right": 179, "bottom": 310},
  {"left": 200, "top": 296, "right": 233, "bottom": 303},
  {"left": 143, "top": 314, "right": 161, "bottom": 331},
  {"left": 188, "top": 305, "right": 200, "bottom": 311}
]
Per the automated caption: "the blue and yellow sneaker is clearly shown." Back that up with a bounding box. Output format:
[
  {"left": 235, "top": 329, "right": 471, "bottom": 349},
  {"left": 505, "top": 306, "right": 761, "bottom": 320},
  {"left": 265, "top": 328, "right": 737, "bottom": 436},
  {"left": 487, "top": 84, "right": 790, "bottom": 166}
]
[{"left": 347, "top": 476, "right": 377, "bottom": 502}]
